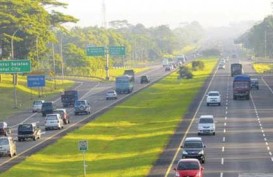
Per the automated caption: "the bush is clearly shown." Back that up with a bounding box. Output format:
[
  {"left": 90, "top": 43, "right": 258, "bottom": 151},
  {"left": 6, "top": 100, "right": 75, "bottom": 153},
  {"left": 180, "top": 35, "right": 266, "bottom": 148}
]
[
  {"left": 192, "top": 61, "right": 204, "bottom": 71},
  {"left": 178, "top": 66, "right": 193, "bottom": 79}
]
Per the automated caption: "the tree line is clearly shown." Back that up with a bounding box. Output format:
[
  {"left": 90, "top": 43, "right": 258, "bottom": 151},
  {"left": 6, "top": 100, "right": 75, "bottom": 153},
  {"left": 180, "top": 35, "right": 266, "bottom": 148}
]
[
  {"left": 236, "top": 15, "right": 273, "bottom": 58},
  {"left": 0, "top": 0, "right": 204, "bottom": 77}
]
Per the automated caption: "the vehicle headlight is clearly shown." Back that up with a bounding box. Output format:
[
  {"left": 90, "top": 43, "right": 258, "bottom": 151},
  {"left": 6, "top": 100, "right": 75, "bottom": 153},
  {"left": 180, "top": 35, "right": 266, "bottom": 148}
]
[
  {"left": 198, "top": 150, "right": 204, "bottom": 155},
  {"left": 182, "top": 150, "right": 188, "bottom": 155}
]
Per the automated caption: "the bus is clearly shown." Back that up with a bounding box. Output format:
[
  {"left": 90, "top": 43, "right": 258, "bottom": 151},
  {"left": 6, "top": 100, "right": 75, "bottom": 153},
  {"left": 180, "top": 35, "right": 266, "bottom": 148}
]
[{"left": 115, "top": 75, "right": 134, "bottom": 94}]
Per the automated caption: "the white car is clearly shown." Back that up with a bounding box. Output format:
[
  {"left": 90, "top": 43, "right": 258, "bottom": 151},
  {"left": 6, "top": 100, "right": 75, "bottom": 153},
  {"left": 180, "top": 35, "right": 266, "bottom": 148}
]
[
  {"left": 106, "top": 90, "right": 118, "bottom": 100},
  {"left": 32, "top": 100, "right": 45, "bottom": 112},
  {"left": 198, "top": 115, "right": 215, "bottom": 135},
  {"left": 206, "top": 91, "right": 221, "bottom": 106},
  {"left": 0, "top": 136, "right": 17, "bottom": 157},
  {"left": 45, "top": 114, "right": 64, "bottom": 130}
]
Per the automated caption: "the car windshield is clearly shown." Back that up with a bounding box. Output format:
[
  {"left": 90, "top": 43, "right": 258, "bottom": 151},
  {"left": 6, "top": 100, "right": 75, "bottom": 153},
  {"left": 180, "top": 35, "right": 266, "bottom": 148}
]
[
  {"left": 75, "top": 101, "right": 85, "bottom": 105},
  {"left": 199, "top": 118, "right": 213, "bottom": 123},
  {"left": 184, "top": 142, "right": 203, "bottom": 148},
  {"left": 0, "top": 138, "right": 9, "bottom": 145},
  {"left": 19, "top": 124, "right": 32, "bottom": 131},
  {"left": 33, "top": 101, "right": 42, "bottom": 105},
  {"left": 208, "top": 93, "right": 219, "bottom": 96},
  {"left": 46, "top": 115, "right": 57, "bottom": 120},
  {"left": 177, "top": 161, "right": 199, "bottom": 170}
]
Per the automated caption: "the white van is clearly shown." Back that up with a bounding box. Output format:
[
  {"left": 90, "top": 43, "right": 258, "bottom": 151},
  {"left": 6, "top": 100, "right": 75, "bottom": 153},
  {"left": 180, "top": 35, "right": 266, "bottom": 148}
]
[{"left": 198, "top": 115, "right": 215, "bottom": 135}]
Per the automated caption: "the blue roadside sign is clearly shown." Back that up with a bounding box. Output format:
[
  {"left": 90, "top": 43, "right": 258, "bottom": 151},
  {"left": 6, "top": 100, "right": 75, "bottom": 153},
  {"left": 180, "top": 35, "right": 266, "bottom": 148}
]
[{"left": 27, "top": 75, "right": 45, "bottom": 87}]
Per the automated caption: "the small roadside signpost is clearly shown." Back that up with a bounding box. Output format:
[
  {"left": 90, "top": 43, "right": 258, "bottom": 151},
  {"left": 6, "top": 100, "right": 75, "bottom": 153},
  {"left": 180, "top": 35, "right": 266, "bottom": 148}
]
[
  {"left": 27, "top": 75, "right": 45, "bottom": 98},
  {"left": 78, "top": 140, "right": 88, "bottom": 176}
]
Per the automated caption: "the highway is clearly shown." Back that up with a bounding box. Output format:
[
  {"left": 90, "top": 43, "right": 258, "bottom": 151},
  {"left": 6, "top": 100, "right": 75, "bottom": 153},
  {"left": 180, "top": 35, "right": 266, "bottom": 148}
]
[
  {"left": 0, "top": 65, "right": 171, "bottom": 172},
  {"left": 155, "top": 57, "right": 273, "bottom": 177}
]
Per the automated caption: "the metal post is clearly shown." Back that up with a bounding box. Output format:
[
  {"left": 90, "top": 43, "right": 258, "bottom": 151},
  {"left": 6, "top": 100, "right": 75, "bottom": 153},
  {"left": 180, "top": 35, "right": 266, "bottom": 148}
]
[
  {"left": 11, "top": 28, "right": 20, "bottom": 109},
  {"left": 265, "top": 30, "right": 267, "bottom": 60},
  {"left": 83, "top": 151, "right": 87, "bottom": 177},
  {"left": 52, "top": 43, "right": 56, "bottom": 89},
  {"left": 60, "top": 35, "right": 64, "bottom": 81},
  {"left": 105, "top": 48, "right": 109, "bottom": 80}
]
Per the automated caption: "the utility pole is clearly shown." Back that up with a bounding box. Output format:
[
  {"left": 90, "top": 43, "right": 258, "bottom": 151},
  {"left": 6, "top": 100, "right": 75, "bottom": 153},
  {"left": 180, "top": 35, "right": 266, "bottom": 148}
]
[{"left": 265, "top": 30, "right": 267, "bottom": 60}]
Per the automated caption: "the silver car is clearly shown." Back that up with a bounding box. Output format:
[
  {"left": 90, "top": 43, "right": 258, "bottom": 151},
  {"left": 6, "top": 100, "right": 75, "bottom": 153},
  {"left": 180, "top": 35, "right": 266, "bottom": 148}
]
[
  {"left": 0, "top": 136, "right": 16, "bottom": 157},
  {"left": 32, "top": 100, "right": 45, "bottom": 112},
  {"left": 45, "top": 114, "right": 64, "bottom": 130},
  {"left": 106, "top": 90, "right": 118, "bottom": 100}
]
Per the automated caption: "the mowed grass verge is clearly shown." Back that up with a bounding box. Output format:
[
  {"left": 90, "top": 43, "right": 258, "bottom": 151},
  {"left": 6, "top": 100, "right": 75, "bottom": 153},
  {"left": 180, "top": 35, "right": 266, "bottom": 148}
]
[
  {"left": 252, "top": 63, "right": 273, "bottom": 73},
  {"left": 0, "top": 74, "right": 74, "bottom": 120},
  {"left": 0, "top": 58, "right": 217, "bottom": 177}
]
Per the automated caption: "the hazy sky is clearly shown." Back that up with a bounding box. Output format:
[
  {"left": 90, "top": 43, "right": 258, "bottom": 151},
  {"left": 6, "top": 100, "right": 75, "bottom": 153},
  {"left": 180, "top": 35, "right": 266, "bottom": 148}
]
[{"left": 59, "top": 0, "right": 272, "bottom": 28}]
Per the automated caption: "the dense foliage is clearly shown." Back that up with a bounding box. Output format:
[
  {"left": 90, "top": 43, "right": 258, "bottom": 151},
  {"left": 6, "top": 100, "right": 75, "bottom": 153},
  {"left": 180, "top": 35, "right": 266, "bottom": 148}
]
[
  {"left": 236, "top": 15, "right": 273, "bottom": 58},
  {"left": 0, "top": 1, "right": 204, "bottom": 77}
]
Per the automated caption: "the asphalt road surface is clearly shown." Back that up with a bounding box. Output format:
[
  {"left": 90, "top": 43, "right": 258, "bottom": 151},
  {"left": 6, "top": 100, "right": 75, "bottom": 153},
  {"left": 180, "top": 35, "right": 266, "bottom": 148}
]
[
  {"left": 148, "top": 58, "right": 273, "bottom": 177},
  {"left": 0, "top": 65, "right": 173, "bottom": 172}
]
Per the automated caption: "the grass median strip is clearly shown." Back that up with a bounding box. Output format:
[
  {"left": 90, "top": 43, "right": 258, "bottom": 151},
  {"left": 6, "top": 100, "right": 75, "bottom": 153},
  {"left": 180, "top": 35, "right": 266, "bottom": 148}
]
[{"left": 0, "top": 58, "right": 217, "bottom": 177}]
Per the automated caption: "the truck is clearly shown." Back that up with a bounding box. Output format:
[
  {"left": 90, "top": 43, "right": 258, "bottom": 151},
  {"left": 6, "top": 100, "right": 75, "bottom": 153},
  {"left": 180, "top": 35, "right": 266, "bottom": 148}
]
[
  {"left": 123, "top": 69, "right": 135, "bottom": 82},
  {"left": 231, "top": 63, "right": 242, "bottom": 77},
  {"left": 115, "top": 75, "right": 134, "bottom": 94},
  {"left": 233, "top": 74, "right": 251, "bottom": 100},
  {"left": 61, "top": 90, "right": 79, "bottom": 107}
]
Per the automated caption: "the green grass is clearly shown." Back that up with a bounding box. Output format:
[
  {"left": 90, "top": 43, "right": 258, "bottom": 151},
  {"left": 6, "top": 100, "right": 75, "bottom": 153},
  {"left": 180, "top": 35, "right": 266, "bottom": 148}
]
[
  {"left": 0, "top": 74, "right": 74, "bottom": 120},
  {"left": 253, "top": 63, "right": 273, "bottom": 73},
  {"left": 0, "top": 58, "right": 217, "bottom": 177}
]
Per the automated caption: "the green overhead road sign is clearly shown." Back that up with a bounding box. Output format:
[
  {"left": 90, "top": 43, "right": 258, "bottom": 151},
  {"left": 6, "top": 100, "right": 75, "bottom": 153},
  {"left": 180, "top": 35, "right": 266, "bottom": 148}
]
[
  {"left": 109, "top": 46, "right": 125, "bottom": 56},
  {"left": 0, "top": 60, "right": 31, "bottom": 73},
  {"left": 86, "top": 47, "right": 105, "bottom": 56}
]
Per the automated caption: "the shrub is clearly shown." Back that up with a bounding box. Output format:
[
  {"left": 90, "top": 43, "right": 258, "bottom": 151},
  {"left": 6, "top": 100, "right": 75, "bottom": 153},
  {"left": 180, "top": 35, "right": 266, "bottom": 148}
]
[
  {"left": 178, "top": 66, "right": 193, "bottom": 79},
  {"left": 192, "top": 60, "right": 205, "bottom": 71}
]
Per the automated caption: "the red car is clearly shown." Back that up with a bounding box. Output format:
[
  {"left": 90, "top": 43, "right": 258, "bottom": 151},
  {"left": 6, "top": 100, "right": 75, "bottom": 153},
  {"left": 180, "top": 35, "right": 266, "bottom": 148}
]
[{"left": 174, "top": 159, "right": 204, "bottom": 177}]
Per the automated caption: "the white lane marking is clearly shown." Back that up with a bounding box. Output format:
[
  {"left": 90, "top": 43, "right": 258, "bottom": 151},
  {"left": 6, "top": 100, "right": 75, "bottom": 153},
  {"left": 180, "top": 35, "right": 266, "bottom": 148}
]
[
  {"left": 222, "top": 146, "right": 225, "bottom": 152},
  {"left": 223, "top": 137, "right": 225, "bottom": 142},
  {"left": 263, "top": 133, "right": 266, "bottom": 137},
  {"left": 224, "top": 129, "right": 226, "bottom": 133},
  {"left": 271, "top": 157, "right": 273, "bottom": 162},
  {"left": 221, "top": 158, "right": 224, "bottom": 165},
  {"left": 224, "top": 122, "right": 226, "bottom": 127},
  {"left": 225, "top": 111, "right": 228, "bottom": 115},
  {"left": 267, "top": 146, "right": 270, "bottom": 151},
  {"left": 270, "top": 152, "right": 272, "bottom": 156},
  {"left": 265, "top": 138, "right": 267, "bottom": 141},
  {"left": 225, "top": 117, "right": 227, "bottom": 120},
  {"left": 164, "top": 60, "right": 220, "bottom": 177},
  {"left": 220, "top": 172, "right": 223, "bottom": 177}
]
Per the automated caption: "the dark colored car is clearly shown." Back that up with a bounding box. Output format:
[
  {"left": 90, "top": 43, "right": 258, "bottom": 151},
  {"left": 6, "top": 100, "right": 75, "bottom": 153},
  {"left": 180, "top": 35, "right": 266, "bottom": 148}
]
[
  {"left": 53, "top": 108, "right": 70, "bottom": 124},
  {"left": 181, "top": 137, "right": 206, "bottom": 163},
  {"left": 17, "top": 123, "right": 41, "bottom": 141},
  {"left": 0, "top": 122, "right": 11, "bottom": 136},
  {"left": 41, "top": 101, "right": 54, "bottom": 117},
  {"left": 74, "top": 100, "right": 91, "bottom": 115},
  {"left": 140, "top": 75, "right": 150, "bottom": 84},
  {"left": 250, "top": 78, "right": 259, "bottom": 90},
  {"left": 173, "top": 159, "right": 204, "bottom": 177}
]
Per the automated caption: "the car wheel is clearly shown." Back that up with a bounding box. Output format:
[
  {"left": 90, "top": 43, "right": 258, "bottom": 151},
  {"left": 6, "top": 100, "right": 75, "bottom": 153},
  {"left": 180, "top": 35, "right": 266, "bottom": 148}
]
[
  {"left": 213, "top": 132, "right": 216, "bottom": 135},
  {"left": 218, "top": 103, "right": 221, "bottom": 106},
  {"left": 202, "top": 157, "right": 205, "bottom": 164},
  {"left": 33, "top": 137, "right": 36, "bottom": 141},
  {"left": 207, "top": 103, "right": 209, "bottom": 106},
  {"left": 18, "top": 138, "right": 21, "bottom": 142},
  {"left": 45, "top": 128, "right": 48, "bottom": 131}
]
